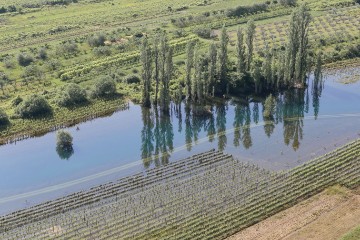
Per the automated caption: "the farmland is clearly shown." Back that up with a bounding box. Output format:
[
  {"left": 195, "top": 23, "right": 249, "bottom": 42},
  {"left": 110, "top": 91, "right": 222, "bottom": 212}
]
[
  {"left": 0, "top": 0, "right": 359, "bottom": 239},
  {"left": 0, "top": 0, "right": 359, "bottom": 143},
  {"left": 0, "top": 139, "right": 359, "bottom": 239}
]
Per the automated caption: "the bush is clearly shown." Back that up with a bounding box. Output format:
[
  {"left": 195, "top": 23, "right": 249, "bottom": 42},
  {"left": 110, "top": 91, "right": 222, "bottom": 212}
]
[
  {"left": 93, "top": 46, "right": 112, "bottom": 56},
  {"left": 279, "top": 0, "right": 297, "bottom": 6},
  {"left": 193, "top": 27, "right": 212, "bottom": 39},
  {"left": 11, "top": 96, "right": 23, "bottom": 106},
  {"left": 55, "top": 83, "right": 87, "bottom": 107},
  {"left": 38, "top": 48, "right": 48, "bottom": 60},
  {"left": 0, "top": 108, "right": 9, "bottom": 126},
  {"left": 92, "top": 76, "right": 117, "bottom": 98},
  {"left": 15, "top": 94, "right": 52, "bottom": 118},
  {"left": 21, "top": 65, "right": 43, "bottom": 80},
  {"left": 225, "top": 3, "right": 268, "bottom": 17},
  {"left": 125, "top": 74, "right": 141, "bottom": 84},
  {"left": 17, "top": 53, "right": 34, "bottom": 67},
  {"left": 57, "top": 41, "right": 79, "bottom": 56},
  {"left": 56, "top": 130, "right": 73, "bottom": 148},
  {"left": 88, "top": 33, "right": 106, "bottom": 47}
]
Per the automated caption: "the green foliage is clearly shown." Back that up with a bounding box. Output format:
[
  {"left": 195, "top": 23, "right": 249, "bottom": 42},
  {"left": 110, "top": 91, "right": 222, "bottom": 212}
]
[
  {"left": 15, "top": 94, "right": 52, "bottom": 118},
  {"left": 140, "top": 37, "right": 152, "bottom": 107},
  {"left": 125, "top": 74, "right": 141, "bottom": 84},
  {"left": 226, "top": 3, "right": 268, "bottom": 17},
  {"left": 11, "top": 96, "right": 23, "bottom": 107},
  {"left": 279, "top": 0, "right": 297, "bottom": 6},
  {"left": 21, "top": 65, "right": 43, "bottom": 80},
  {"left": 38, "top": 48, "right": 48, "bottom": 60},
  {"left": 92, "top": 76, "right": 117, "bottom": 98},
  {"left": 88, "top": 33, "right": 106, "bottom": 48},
  {"left": 193, "top": 27, "right": 212, "bottom": 39},
  {"left": 56, "top": 130, "right": 73, "bottom": 150},
  {"left": 0, "top": 108, "right": 9, "bottom": 126},
  {"left": 55, "top": 83, "right": 87, "bottom": 107},
  {"left": 246, "top": 19, "right": 256, "bottom": 71},
  {"left": 17, "top": 52, "right": 34, "bottom": 67},
  {"left": 56, "top": 41, "right": 79, "bottom": 56},
  {"left": 93, "top": 46, "right": 112, "bottom": 56}
]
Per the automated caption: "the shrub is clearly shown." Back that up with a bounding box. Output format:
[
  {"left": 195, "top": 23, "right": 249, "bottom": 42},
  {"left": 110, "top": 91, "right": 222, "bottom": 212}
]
[
  {"left": 0, "top": 108, "right": 9, "bottom": 126},
  {"left": 125, "top": 74, "right": 141, "bottom": 84},
  {"left": 57, "top": 41, "right": 79, "bottom": 56},
  {"left": 38, "top": 48, "right": 48, "bottom": 60},
  {"left": 193, "top": 27, "right": 212, "bottom": 39},
  {"left": 88, "top": 33, "right": 106, "bottom": 47},
  {"left": 17, "top": 53, "right": 34, "bottom": 67},
  {"left": 3, "top": 57, "right": 15, "bottom": 69},
  {"left": 55, "top": 83, "right": 87, "bottom": 107},
  {"left": 21, "top": 65, "right": 43, "bottom": 80},
  {"left": 11, "top": 96, "right": 23, "bottom": 106},
  {"left": 93, "top": 46, "right": 112, "bottom": 56},
  {"left": 56, "top": 130, "right": 73, "bottom": 148},
  {"left": 92, "top": 76, "right": 117, "bottom": 98},
  {"left": 15, "top": 94, "right": 52, "bottom": 118}
]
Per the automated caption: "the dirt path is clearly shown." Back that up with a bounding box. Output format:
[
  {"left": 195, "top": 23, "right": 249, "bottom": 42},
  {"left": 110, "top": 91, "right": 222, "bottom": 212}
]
[{"left": 226, "top": 186, "right": 360, "bottom": 240}]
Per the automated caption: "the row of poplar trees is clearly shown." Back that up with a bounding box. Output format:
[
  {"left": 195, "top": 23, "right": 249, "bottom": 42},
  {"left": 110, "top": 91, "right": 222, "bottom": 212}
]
[
  {"left": 141, "top": 4, "right": 315, "bottom": 111},
  {"left": 141, "top": 33, "right": 173, "bottom": 113}
]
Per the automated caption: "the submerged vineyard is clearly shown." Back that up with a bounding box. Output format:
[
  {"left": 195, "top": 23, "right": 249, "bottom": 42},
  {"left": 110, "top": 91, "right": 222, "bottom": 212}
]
[{"left": 0, "top": 139, "right": 359, "bottom": 239}]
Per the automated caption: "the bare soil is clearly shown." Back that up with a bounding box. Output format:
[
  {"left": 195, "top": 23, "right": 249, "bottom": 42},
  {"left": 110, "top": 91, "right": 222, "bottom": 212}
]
[{"left": 226, "top": 186, "right": 360, "bottom": 240}]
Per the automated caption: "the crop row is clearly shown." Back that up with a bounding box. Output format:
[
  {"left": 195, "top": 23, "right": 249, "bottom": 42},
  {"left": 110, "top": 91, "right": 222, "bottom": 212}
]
[
  {"left": 58, "top": 35, "right": 200, "bottom": 81},
  {"left": 0, "top": 139, "right": 359, "bottom": 239}
]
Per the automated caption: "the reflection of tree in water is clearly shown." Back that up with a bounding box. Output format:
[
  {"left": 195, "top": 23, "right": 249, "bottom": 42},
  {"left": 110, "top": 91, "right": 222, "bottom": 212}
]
[
  {"left": 56, "top": 145, "right": 74, "bottom": 160},
  {"left": 253, "top": 102, "right": 259, "bottom": 124},
  {"left": 216, "top": 102, "right": 227, "bottom": 151},
  {"left": 140, "top": 107, "right": 174, "bottom": 168},
  {"left": 141, "top": 108, "right": 154, "bottom": 168},
  {"left": 312, "top": 74, "right": 324, "bottom": 120},
  {"left": 282, "top": 89, "right": 306, "bottom": 151},
  {"left": 185, "top": 103, "right": 193, "bottom": 151},
  {"left": 242, "top": 104, "right": 252, "bottom": 149}
]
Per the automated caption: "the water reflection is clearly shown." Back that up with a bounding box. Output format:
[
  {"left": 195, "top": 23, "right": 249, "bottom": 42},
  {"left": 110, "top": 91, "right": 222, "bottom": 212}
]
[
  {"left": 140, "top": 78, "right": 328, "bottom": 167},
  {"left": 56, "top": 145, "right": 74, "bottom": 160}
]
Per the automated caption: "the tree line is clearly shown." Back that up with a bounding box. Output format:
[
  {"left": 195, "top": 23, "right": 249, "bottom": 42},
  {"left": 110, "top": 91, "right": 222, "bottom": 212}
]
[{"left": 140, "top": 4, "right": 321, "bottom": 113}]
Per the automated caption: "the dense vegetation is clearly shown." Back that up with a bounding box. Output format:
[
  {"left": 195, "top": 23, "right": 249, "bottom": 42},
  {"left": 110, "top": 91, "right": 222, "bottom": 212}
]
[{"left": 0, "top": 0, "right": 359, "bottom": 142}]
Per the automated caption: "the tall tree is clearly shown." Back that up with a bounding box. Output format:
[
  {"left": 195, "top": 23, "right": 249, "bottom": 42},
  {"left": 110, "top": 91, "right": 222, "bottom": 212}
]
[
  {"left": 218, "top": 26, "right": 229, "bottom": 93},
  {"left": 245, "top": 19, "right": 256, "bottom": 71},
  {"left": 141, "top": 37, "right": 152, "bottom": 108},
  {"left": 158, "top": 34, "right": 173, "bottom": 114},
  {"left": 153, "top": 34, "right": 160, "bottom": 106},
  {"left": 185, "top": 41, "right": 195, "bottom": 100},
  {"left": 236, "top": 27, "right": 246, "bottom": 77},
  {"left": 208, "top": 42, "right": 217, "bottom": 96},
  {"left": 286, "top": 4, "right": 311, "bottom": 86}
]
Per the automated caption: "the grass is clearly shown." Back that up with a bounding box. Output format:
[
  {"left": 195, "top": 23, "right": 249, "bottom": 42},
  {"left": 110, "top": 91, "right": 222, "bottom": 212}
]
[
  {"left": 340, "top": 225, "right": 360, "bottom": 240},
  {"left": 0, "top": 0, "right": 359, "bottom": 144}
]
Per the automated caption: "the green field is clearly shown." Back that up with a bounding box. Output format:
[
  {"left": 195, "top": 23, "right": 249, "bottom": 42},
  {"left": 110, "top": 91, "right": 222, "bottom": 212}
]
[{"left": 0, "top": 0, "right": 359, "bottom": 143}]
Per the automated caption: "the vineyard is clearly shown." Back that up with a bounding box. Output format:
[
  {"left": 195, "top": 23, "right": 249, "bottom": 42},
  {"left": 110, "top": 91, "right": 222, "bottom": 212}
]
[{"left": 0, "top": 139, "right": 359, "bottom": 239}]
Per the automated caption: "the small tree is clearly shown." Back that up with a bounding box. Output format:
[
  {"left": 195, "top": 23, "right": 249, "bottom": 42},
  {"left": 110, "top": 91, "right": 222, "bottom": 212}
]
[
  {"left": 92, "top": 76, "right": 116, "bottom": 98},
  {"left": 0, "top": 108, "right": 9, "bottom": 126},
  {"left": 17, "top": 53, "right": 34, "bottom": 67},
  {"left": 15, "top": 94, "right": 52, "bottom": 118},
  {"left": 56, "top": 130, "right": 74, "bottom": 160},
  {"left": 56, "top": 83, "right": 87, "bottom": 107},
  {"left": 56, "top": 130, "right": 73, "bottom": 148}
]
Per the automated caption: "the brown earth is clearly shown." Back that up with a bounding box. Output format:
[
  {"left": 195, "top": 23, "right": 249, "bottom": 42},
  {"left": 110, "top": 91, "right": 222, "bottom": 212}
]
[{"left": 226, "top": 186, "right": 360, "bottom": 240}]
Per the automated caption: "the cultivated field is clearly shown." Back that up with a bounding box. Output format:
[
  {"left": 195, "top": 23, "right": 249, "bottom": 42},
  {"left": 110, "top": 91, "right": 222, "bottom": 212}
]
[{"left": 0, "top": 139, "right": 359, "bottom": 239}]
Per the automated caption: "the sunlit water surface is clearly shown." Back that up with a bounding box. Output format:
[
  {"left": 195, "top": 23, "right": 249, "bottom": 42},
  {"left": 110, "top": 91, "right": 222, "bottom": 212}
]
[{"left": 0, "top": 68, "right": 359, "bottom": 214}]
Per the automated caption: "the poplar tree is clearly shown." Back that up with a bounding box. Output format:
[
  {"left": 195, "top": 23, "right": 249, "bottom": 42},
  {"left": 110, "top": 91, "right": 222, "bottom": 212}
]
[
  {"left": 246, "top": 19, "right": 256, "bottom": 71},
  {"left": 141, "top": 37, "right": 152, "bottom": 108},
  {"left": 185, "top": 42, "right": 195, "bottom": 100},
  {"left": 286, "top": 4, "right": 311, "bottom": 86},
  {"left": 208, "top": 42, "right": 217, "bottom": 96},
  {"left": 236, "top": 27, "right": 246, "bottom": 77},
  {"left": 153, "top": 34, "right": 160, "bottom": 105},
  {"left": 218, "top": 26, "right": 229, "bottom": 93}
]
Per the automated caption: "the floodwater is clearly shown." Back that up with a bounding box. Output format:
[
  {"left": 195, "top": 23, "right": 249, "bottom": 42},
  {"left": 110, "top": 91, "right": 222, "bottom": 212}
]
[{"left": 0, "top": 68, "right": 359, "bottom": 214}]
